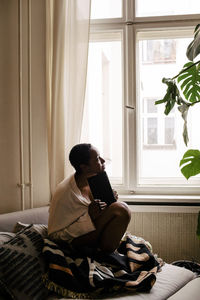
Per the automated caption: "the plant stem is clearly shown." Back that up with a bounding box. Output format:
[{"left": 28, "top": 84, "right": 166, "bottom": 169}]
[
  {"left": 172, "top": 59, "right": 200, "bottom": 80},
  {"left": 190, "top": 100, "right": 200, "bottom": 106}
]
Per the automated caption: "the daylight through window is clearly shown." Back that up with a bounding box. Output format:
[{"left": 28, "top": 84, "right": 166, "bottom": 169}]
[{"left": 81, "top": 0, "right": 200, "bottom": 194}]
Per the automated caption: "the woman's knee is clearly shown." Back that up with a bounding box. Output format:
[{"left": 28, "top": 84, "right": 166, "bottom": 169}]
[
  {"left": 94, "top": 201, "right": 131, "bottom": 231},
  {"left": 110, "top": 202, "right": 131, "bottom": 222}
]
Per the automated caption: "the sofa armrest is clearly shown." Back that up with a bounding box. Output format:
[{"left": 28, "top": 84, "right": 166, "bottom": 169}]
[
  {"left": 168, "top": 277, "right": 200, "bottom": 300},
  {"left": 0, "top": 206, "right": 49, "bottom": 232}
]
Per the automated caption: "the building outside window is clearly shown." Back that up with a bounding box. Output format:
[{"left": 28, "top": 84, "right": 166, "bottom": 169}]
[
  {"left": 81, "top": 0, "right": 200, "bottom": 197},
  {"left": 142, "top": 97, "right": 175, "bottom": 147}
]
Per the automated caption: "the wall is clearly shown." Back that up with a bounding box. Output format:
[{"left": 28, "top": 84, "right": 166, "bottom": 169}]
[{"left": 0, "top": 0, "right": 50, "bottom": 213}]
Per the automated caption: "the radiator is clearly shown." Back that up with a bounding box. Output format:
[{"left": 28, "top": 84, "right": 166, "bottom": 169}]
[{"left": 127, "top": 211, "right": 200, "bottom": 263}]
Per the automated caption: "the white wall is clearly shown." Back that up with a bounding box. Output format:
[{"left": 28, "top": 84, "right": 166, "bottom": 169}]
[{"left": 0, "top": 0, "right": 50, "bottom": 213}]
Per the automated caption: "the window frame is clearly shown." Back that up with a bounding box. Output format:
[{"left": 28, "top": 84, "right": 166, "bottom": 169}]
[{"left": 89, "top": 0, "right": 200, "bottom": 198}]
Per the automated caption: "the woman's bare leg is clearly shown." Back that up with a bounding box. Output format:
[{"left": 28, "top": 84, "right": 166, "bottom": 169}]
[
  {"left": 95, "top": 202, "right": 131, "bottom": 252},
  {"left": 71, "top": 202, "right": 131, "bottom": 253}
]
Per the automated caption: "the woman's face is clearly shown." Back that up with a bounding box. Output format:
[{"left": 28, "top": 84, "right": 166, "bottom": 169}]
[{"left": 86, "top": 147, "right": 105, "bottom": 175}]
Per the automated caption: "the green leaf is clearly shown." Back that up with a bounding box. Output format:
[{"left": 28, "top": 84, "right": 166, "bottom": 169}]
[
  {"left": 197, "top": 211, "right": 200, "bottom": 240},
  {"left": 158, "top": 78, "right": 182, "bottom": 115},
  {"left": 180, "top": 76, "right": 192, "bottom": 91},
  {"left": 186, "top": 24, "right": 200, "bottom": 61},
  {"left": 177, "top": 62, "right": 200, "bottom": 103},
  {"left": 180, "top": 149, "right": 200, "bottom": 179},
  {"left": 155, "top": 99, "right": 166, "bottom": 105}
]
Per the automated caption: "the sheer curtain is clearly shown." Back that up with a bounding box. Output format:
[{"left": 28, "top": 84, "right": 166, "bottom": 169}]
[{"left": 46, "top": 0, "right": 91, "bottom": 194}]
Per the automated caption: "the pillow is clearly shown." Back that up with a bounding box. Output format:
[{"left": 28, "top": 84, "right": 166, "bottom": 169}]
[
  {"left": 13, "top": 222, "right": 48, "bottom": 237},
  {"left": 0, "top": 225, "right": 49, "bottom": 300},
  {"left": 0, "top": 232, "right": 16, "bottom": 245}
]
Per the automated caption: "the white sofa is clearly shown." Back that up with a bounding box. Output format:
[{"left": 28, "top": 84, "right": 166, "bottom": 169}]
[{"left": 0, "top": 206, "right": 199, "bottom": 300}]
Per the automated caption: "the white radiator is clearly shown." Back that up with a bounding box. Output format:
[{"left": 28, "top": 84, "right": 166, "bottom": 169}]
[{"left": 127, "top": 211, "right": 200, "bottom": 263}]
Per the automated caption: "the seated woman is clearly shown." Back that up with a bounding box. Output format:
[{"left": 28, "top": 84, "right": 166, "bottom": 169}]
[{"left": 48, "top": 143, "right": 131, "bottom": 253}]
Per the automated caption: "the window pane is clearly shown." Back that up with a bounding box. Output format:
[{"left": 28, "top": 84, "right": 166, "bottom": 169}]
[
  {"left": 165, "top": 118, "right": 175, "bottom": 144},
  {"left": 136, "top": 0, "right": 200, "bottom": 17},
  {"left": 147, "top": 118, "right": 157, "bottom": 144},
  {"left": 81, "top": 34, "right": 123, "bottom": 184},
  {"left": 142, "top": 40, "right": 176, "bottom": 64},
  {"left": 137, "top": 30, "right": 200, "bottom": 185},
  {"left": 147, "top": 99, "right": 157, "bottom": 113},
  {"left": 91, "top": 0, "right": 122, "bottom": 19}
]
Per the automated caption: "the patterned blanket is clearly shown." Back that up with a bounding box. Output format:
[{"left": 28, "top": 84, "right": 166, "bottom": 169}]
[{"left": 42, "top": 233, "right": 163, "bottom": 299}]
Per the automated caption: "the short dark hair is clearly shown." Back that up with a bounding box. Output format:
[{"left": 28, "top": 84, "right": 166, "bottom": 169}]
[{"left": 69, "top": 143, "right": 92, "bottom": 173}]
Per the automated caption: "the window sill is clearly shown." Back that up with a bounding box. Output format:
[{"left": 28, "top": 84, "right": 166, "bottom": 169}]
[{"left": 119, "top": 194, "right": 200, "bottom": 213}]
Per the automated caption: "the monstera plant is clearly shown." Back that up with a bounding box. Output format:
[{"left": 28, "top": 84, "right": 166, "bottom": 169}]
[{"left": 155, "top": 24, "right": 200, "bottom": 239}]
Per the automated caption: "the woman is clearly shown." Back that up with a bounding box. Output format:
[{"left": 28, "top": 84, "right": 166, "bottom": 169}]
[{"left": 48, "top": 143, "right": 131, "bottom": 253}]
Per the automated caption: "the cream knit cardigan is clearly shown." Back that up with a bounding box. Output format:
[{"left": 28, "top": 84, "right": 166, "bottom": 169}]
[{"left": 48, "top": 174, "right": 95, "bottom": 237}]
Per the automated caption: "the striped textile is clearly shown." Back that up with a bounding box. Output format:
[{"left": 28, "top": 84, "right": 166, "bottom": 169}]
[{"left": 42, "top": 233, "right": 163, "bottom": 299}]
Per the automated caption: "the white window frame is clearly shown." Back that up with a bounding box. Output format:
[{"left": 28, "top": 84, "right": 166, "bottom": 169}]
[{"left": 89, "top": 0, "right": 200, "bottom": 201}]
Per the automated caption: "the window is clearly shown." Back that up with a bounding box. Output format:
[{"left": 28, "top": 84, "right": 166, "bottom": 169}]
[
  {"left": 136, "top": 0, "right": 200, "bottom": 17},
  {"left": 137, "top": 31, "right": 200, "bottom": 187},
  {"left": 91, "top": 0, "right": 122, "bottom": 19},
  {"left": 81, "top": 33, "right": 123, "bottom": 184},
  {"left": 142, "top": 40, "right": 176, "bottom": 64},
  {"left": 81, "top": 0, "right": 200, "bottom": 196}
]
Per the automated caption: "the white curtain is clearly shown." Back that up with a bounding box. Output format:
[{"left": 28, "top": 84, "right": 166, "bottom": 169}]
[{"left": 46, "top": 0, "right": 91, "bottom": 195}]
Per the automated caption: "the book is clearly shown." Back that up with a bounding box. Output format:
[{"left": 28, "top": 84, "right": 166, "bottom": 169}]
[{"left": 87, "top": 171, "right": 116, "bottom": 206}]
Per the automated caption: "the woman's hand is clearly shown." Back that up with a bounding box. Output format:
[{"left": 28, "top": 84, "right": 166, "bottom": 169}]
[
  {"left": 88, "top": 199, "right": 107, "bottom": 221},
  {"left": 95, "top": 199, "right": 107, "bottom": 210},
  {"left": 113, "top": 189, "right": 118, "bottom": 200}
]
